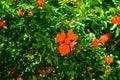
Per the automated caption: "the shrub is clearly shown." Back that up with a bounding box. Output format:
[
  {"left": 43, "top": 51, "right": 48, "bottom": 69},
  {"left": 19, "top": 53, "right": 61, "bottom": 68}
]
[{"left": 0, "top": 0, "right": 120, "bottom": 80}]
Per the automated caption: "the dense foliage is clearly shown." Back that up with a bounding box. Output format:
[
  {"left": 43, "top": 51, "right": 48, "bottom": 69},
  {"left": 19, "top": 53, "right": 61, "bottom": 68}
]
[{"left": 0, "top": 0, "right": 120, "bottom": 80}]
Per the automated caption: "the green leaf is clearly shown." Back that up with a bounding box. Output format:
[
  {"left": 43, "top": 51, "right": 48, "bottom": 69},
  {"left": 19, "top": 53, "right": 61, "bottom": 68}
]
[
  {"left": 32, "top": 75, "right": 37, "bottom": 80},
  {"left": 115, "top": 27, "right": 120, "bottom": 37},
  {"left": 109, "top": 7, "right": 115, "bottom": 12},
  {"left": 98, "top": 0, "right": 102, "bottom": 4}
]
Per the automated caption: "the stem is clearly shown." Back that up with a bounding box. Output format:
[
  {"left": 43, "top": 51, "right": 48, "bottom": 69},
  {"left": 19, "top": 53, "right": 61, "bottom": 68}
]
[
  {"left": 85, "top": 65, "right": 92, "bottom": 80},
  {"left": 111, "top": 24, "right": 117, "bottom": 30},
  {"left": 109, "top": 36, "right": 120, "bottom": 51}
]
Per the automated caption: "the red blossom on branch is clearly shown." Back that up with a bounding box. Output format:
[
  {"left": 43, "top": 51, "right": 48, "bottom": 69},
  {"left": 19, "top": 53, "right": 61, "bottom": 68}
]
[
  {"left": 56, "top": 32, "right": 66, "bottom": 44},
  {"left": 67, "top": 30, "right": 78, "bottom": 41},
  {"left": 111, "top": 15, "right": 120, "bottom": 30},
  {"left": 0, "top": 19, "right": 6, "bottom": 27},
  {"left": 112, "top": 15, "right": 120, "bottom": 24},
  {"left": 36, "top": 0, "right": 44, "bottom": 7},
  {"left": 16, "top": 77, "right": 23, "bottom": 80},
  {"left": 104, "top": 56, "right": 113, "bottom": 65},
  {"left": 59, "top": 43, "right": 70, "bottom": 56},
  {"left": 27, "top": 10, "right": 33, "bottom": 17},
  {"left": 16, "top": 8, "right": 24, "bottom": 16},
  {"left": 99, "top": 33, "right": 112, "bottom": 44},
  {"left": 56, "top": 30, "right": 78, "bottom": 56},
  {"left": 92, "top": 39, "right": 99, "bottom": 47}
]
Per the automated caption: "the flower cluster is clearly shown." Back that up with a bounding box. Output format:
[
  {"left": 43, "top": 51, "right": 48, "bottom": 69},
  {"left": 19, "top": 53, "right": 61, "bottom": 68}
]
[
  {"left": 104, "top": 56, "right": 113, "bottom": 75},
  {"left": 92, "top": 33, "right": 113, "bottom": 75},
  {"left": 36, "top": 0, "right": 44, "bottom": 7},
  {"left": 0, "top": 19, "right": 6, "bottom": 27},
  {"left": 104, "top": 56, "right": 113, "bottom": 65},
  {"left": 9, "top": 67, "right": 54, "bottom": 79},
  {"left": 16, "top": 8, "right": 33, "bottom": 17},
  {"left": 92, "top": 32, "right": 112, "bottom": 47},
  {"left": 56, "top": 30, "right": 78, "bottom": 56}
]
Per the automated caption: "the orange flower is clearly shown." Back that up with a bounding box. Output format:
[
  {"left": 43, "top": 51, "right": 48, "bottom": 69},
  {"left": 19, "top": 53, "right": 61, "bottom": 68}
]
[
  {"left": 104, "top": 56, "right": 113, "bottom": 65},
  {"left": 0, "top": 19, "right": 6, "bottom": 27},
  {"left": 56, "top": 30, "right": 78, "bottom": 56},
  {"left": 37, "top": 69, "right": 45, "bottom": 74},
  {"left": 112, "top": 15, "right": 120, "bottom": 24},
  {"left": 46, "top": 67, "right": 54, "bottom": 73},
  {"left": 99, "top": 33, "right": 112, "bottom": 44},
  {"left": 65, "top": 38, "right": 71, "bottom": 44},
  {"left": 99, "top": 35, "right": 108, "bottom": 44},
  {"left": 10, "top": 67, "right": 16, "bottom": 73},
  {"left": 27, "top": 10, "right": 33, "bottom": 17},
  {"left": 67, "top": 30, "right": 78, "bottom": 41},
  {"left": 56, "top": 32, "right": 66, "bottom": 44},
  {"left": 104, "top": 32, "right": 112, "bottom": 39},
  {"left": 106, "top": 69, "right": 111, "bottom": 75},
  {"left": 69, "top": 41, "right": 76, "bottom": 47},
  {"left": 36, "top": 0, "right": 44, "bottom": 7},
  {"left": 17, "top": 8, "right": 24, "bottom": 16},
  {"left": 16, "top": 77, "right": 23, "bottom": 80},
  {"left": 92, "top": 39, "right": 99, "bottom": 47},
  {"left": 58, "top": 43, "right": 70, "bottom": 56}
]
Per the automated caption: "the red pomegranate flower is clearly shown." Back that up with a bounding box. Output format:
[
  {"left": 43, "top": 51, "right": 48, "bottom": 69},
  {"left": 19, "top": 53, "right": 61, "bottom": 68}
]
[
  {"left": 65, "top": 37, "right": 71, "bottom": 44},
  {"left": 69, "top": 41, "right": 76, "bottom": 47},
  {"left": 67, "top": 30, "right": 78, "bottom": 41},
  {"left": 58, "top": 43, "right": 70, "bottom": 56},
  {"left": 106, "top": 69, "right": 111, "bottom": 75},
  {"left": 112, "top": 15, "right": 120, "bottom": 24},
  {"left": 92, "top": 39, "right": 99, "bottom": 47},
  {"left": 99, "top": 35, "right": 108, "bottom": 44},
  {"left": 56, "top": 30, "right": 78, "bottom": 56},
  {"left": 56, "top": 32, "right": 66, "bottom": 44},
  {"left": 27, "top": 10, "right": 33, "bottom": 17},
  {"left": 99, "top": 33, "right": 112, "bottom": 44},
  {"left": 36, "top": 0, "right": 44, "bottom": 7},
  {"left": 16, "top": 77, "right": 23, "bottom": 80},
  {"left": 16, "top": 8, "right": 24, "bottom": 16},
  {"left": 0, "top": 19, "right": 6, "bottom": 27},
  {"left": 104, "top": 56, "right": 113, "bottom": 65},
  {"left": 45, "top": 67, "right": 54, "bottom": 73},
  {"left": 104, "top": 32, "right": 112, "bottom": 39},
  {"left": 111, "top": 15, "right": 120, "bottom": 30}
]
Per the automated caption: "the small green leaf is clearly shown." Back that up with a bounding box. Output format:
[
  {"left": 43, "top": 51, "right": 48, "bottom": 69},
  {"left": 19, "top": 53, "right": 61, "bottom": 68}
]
[
  {"left": 115, "top": 27, "right": 120, "bottom": 37},
  {"left": 98, "top": 0, "right": 102, "bottom": 4},
  {"left": 109, "top": 8, "right": 115, "bottom": 12},
  {"left": 32, "top": 75, "right": 37, "bottom": 80}
]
